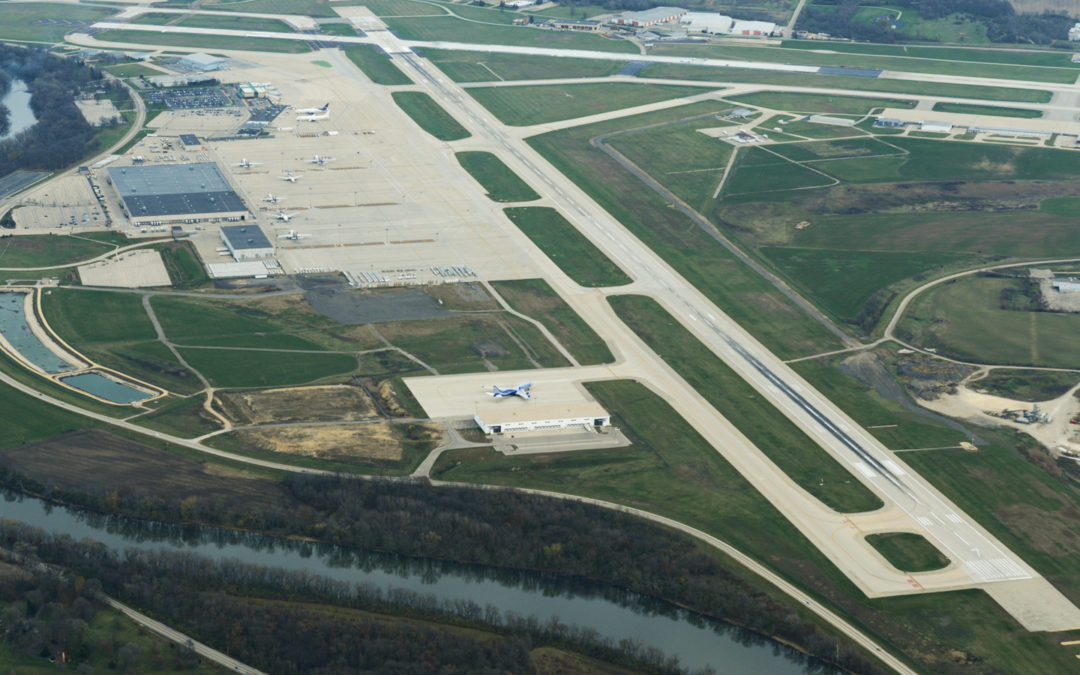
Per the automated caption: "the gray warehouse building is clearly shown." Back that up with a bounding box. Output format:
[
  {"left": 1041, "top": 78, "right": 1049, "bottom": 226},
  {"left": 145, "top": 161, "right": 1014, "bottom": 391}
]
[
  {"left": 220, "top": 225, "right": 274, "bottom": 260},
  {"left": 474, "top": 402, "right": 610, "bottom": 435},
  {"left": 179, "top": 53, "right": 229, "bottom": 72},
  {"left": 107, "top": 162, "right": 248, "bottom": 226}
]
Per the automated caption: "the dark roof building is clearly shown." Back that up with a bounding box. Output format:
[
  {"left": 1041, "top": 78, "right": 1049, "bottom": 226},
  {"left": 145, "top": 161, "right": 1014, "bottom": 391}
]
[
  {"left": 220, "top": 225, "right": 274, "bottom": 260},
  {"left": 107, "top": 162, "right": 248, "bottom": 226}
]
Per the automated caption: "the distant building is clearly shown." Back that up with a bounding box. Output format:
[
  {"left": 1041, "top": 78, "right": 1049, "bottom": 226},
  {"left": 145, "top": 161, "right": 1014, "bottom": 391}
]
[
  {"left": 920, "top": 120, "right": 953, "bottom": 133},
  {"left": 547, "top": 18, "right": 601, "bottom": 32},
  {"left": 808, "top": 115, "right": 856, "bottom": 127},
  {"left": 147, "top": 74, "right": 217, "bottom": 88},
  {"left": 731, "top": 20, "right": 776, "bottom": 36},
  {"left": 1052, "top": 278, "right": 1080, "bottom": 293},
  {"left": 220, "top": 225, "right": 274, "bottom": 261},
  {"left": 680, "top": 12, "right": 733, "bottom": 34},
  {"left": 127, "top": 52, "right": 153, "bottom": 61},
  {"left": 474, "top": 402, "right": 611, "bottom": 434},
  {"left": 613, "top": 6, "right": 686, "bottom": 27},
  {"left": 179, "top": 53, "right": 229, "bottom": 72},
  {"left": 874, "top": 117, "right": 905, "bottom": 128},
  {"left": 107, "top": 162, "right": 248, "bottom": 227}
]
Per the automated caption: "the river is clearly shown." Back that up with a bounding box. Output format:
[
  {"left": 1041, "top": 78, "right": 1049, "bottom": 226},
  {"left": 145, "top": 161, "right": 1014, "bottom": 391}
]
[
  {"left": 0, "top": 490, "right": 832, "bottom": 673},
  {"left": 0, "top": 78, "right": 37, "bottom": 139}
]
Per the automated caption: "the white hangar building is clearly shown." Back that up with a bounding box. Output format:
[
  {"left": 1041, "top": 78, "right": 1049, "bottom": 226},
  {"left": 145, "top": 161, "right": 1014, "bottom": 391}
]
[
  {"left": 475, "top": 402, "right": 611, "bottom": 434},
  {"left": 220, "top": 224, "right": 274, "bottom": 261}
]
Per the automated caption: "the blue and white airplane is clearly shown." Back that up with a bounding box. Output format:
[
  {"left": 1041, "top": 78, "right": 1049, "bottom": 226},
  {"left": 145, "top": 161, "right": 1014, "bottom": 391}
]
[
  {"left": 488, "top": 382, "right": 532, "bottom": 400},
  {"left": 295, "top": 103, "right": 330, "bottom": 115}
]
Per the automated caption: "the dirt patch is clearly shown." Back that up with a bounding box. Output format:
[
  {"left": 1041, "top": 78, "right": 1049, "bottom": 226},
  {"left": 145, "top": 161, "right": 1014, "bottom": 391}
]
[
  {"left": 0, "top": 429, "right": 285, "bottom": 510},
  {"left": 231, "top": 421, "right": 442, "bottom": 463},
  {"left": 305, "top": 283, "right": 452, "bottom": 325},
  {"left": 217, "top": 385, "right": 378, "bottom": 425}
]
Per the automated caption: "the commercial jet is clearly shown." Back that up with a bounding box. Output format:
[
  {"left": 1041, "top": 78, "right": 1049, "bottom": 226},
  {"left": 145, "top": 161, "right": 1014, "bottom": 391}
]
[
  {"left": 487, "top": 382, "right": 532, "bottom": 400},
  {"left": 295, "top": 103, "right": 329, "bottom": 115}
]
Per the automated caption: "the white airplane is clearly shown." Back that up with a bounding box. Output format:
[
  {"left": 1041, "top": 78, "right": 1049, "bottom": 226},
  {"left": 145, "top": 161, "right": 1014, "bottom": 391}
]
[
  {"left": 274, "top": 210, "right": 298, "bottom": 222},
  {"left": 298, "top": 111, "right": 330, "bottom": 123},
  {"left": 263, "top": 193, "right": 285, "bottom": 203},
  {"left": 279, "top": 173, "right": 303, "bottom": 183},
  {"left": 233, "top": 158, "right": 261, "bottom": 169},
  {"left": 278, "top": 229, "right": 310, "bottom": 241},
  {"left": 295, "top": 103, "right": 329, "bottom": 115},
  {"left": 487, "top": 382, "right": 532, "bottom": 400},
  {"left": 309, "top": 154, "right": 336, "bottom": 165}
]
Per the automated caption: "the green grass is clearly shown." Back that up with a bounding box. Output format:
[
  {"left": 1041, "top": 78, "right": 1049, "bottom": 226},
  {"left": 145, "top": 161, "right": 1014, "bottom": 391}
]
[
  {"left": 729, "top": 91, "right": 915, "bottom": 116},
  {"left": 318, "top": 23, "right": 356, "bottom": 37},
  {"left": 760, "top": 247, "right": 972, "bottom": 324},
  {"left": 781, "top": 40, "right": 1080, "bottom": 69},
  {"left": 133, "top": 394, "right": 221, "bottom": 438},
  {"left": 456, "top": 151, "right": 540, "bottom": 202},
  {"left": 767, "top": 137, "right": 903, "bottom": 162},
  {"left": 200, "top": 0, "right": 338, "bottom": 17},
  {"left": 344, "top": 44, "right": 412, "bottom": 85},
  {"left": 722, "top": 147, "right": 836, "bottom": 196},
  {"left": 636, "top": 63, "right": 1052, "bottom": 103},
  {"left": 609, "top": 294, "right": 882, "bottom": 513},
  {"left": 503, "top": 207, "right": 631, "bottom": 288},
  {"left": 0, "top": 234, "right": 117, "bottom": 268},
  {"left": 490, "top": 279, "right": 613, "bottom": 365},
  {"left": 41, "top": 288, "right": 155, "bottom": 344},
  {"left": 154, "top": 241, "right": 208, "bottom": 288},
  {"left": 969, "top": 369, "right": 1080, "bottom": 402},
  {"left": 131, "top": 13, "right": 295, "bottom": 32},
  {"left": 1039, "top": 197, "right": 1080, "bottom": 217},
  {"left": 150, "top": 296, "right": 294, "bottom": 341},
  {"left": 93, "top": 30, "right": 311, "bottom": 54},
  {"left": 90, "top": 340, "right": 201, "bottom": 396},
  {"left": 177, "top": 347, "right": 356, "bottom": 388},
  {"left": 528, "top": 102, "right": 845, "bottom": 359},
  {"left": 103, "top": 62, "right": 163, "bottom": 78},
  {"left": 421, "top": 49, "right": 627, "bottom": 82},
  {"left": 865, "top": 533, "right": 951, "bottom": 573},
  {"left": 931, "top": 102, "right": 1043, "bottom": 119},
  {"left": 0, "top": 371, "right": 101, "bottom": 448},
  {"left": 354, "top": 0, "right": 439, "bottom": 16},
  {"left": 382, "top": 15, "right": 637, "bottom": 53},
  {"left": 467, "top": 82, "right": 715, "bottom": 126},
  {"left": 898, "top": 275, "right": 1080, "bottom": 369},
  {"left": 0, "top": 4, "right": 115, "bottom": 43},
  {"left": 391, "top": 91, "right": 469, "bottom": 141}
]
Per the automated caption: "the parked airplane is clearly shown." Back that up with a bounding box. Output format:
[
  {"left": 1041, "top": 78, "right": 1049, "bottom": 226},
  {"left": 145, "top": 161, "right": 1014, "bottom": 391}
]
[
  {"left": 487, "top": 382, "right": 532, "bottom": 400},
  {"left": 234, "top": 158, "right": 261, "bottom": 169},
  {"left": 274, "top": 210, "right": 297, "bottom": 222},
  {"left": 279, "top": 173, "right": 303, "bottom": 183},
  {"left": 278, "top": 229, "right": 310, "bottom": 240},
  {"left": 295, "top": 103, "right": 329, "bottom": 115},
  {"left": 309, "top": 154, "right": 336, "bottom": 165},
  {"left": 297, "top": 111, "right": 330, "bottom": 123},
  {"left": 263, "top": 194, "right": 285, "bottom": 203}
]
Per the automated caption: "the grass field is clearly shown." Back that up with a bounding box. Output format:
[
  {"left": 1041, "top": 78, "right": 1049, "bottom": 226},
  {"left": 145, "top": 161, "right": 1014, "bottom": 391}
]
[
  {"left": 490, "top": 279, "right": 613, "bottom": 365},
  {"left": 92, "top": 340, "right": 202, "bottom": 395},
  {"left": 969, "top": 369, "right": 1080, "bottom": 402},
  {"left": 392, "top": 91, "right": 470, "bottom": 141},
  {"left": 0, "top": 234, "right": 119, "bottom": 268},
  {"left": 865, "top": 533, "right": 951, "bottom": 573},
  {"left": 651, "top": 41, "right": 1080, "bottom": 84},
  {"left": 931, "top": 102, "right": 1043, "bottom": 118},
  {"left": 896, "top": 275, "right": 1080, "bottom": 369},
  {"left": 344, "top": 44, "right": 412, "bottom": 85},
  {"left": 421, "top": 49, "right": 627, "bottom": 82},
  {"left": 467, "top": 82, "right": 715, "bottom": 126},
  {"left": 41, "top": 289, "right": 155, "bottom": 344},
  {"left": 721, "top": 147, "right": 836, "bottom": 196},
  {"left": 781, "top": 39, "right": 1080, "bottom": 69},
  {"left": 131, "top": 13, "right": 295, "bottom": 32},
  {"left": 201, "top": 0, "right": 338, "bottom": 16},
  {"left": 728, "top": 91, "right": 915, "bottom": 115},
  {"left": 0, "top": 4, "right": 115, "bottom": 43},
  {"left": 93, "top": 30, "right": 311, "bottom": 54},
  {"left": 528, "top": 101, "right": 845, "bottom": 358},
  {"left": 381, "top": 15, "right": 638, "bottom": 53},
  {"left": 609, "top": 294, "right": 882, "bottom": 513},
  {"left": 502, "top": 207, "right": 631, "bottom": 287},
  {"left": 456, "top": 151, "right": 540, "bottom": 202},
  {"left": 177, "top": 347, "right": 357, "bottom": 388},
  {"left": 134, "top": 394, "right": 222, "bottom": 438},
  {"left": 636, "top": 63, "right": 1053, "bottom": 103},
  {"left": 103, "top": 62, "right": 163, "bottom": 78}
]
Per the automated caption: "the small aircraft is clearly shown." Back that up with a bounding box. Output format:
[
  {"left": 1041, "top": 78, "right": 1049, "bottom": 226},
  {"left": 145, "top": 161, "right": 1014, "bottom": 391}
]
[
  {"left": 274, "top": 210, "right": 297, "bottom": 222},
  {"left": 295, "top": 103, "right": 330, "bottom": 115},
  {"left": 309, "top": 154, "right": 336, "bottom": 165},
  {"left": 263, "top": 193, "right": 285, "bottom": 203},
  {"left": 234, "top": 158, "right": 261, "bottom": 169},
  {"left": 277, "top": 229, "right": 310, "bottom": 240},
  {"left": 279, "top": 172, "right": 303, "bottom": 183},
  {"left": 487, "top": 382, "right": 532, "bottom": 400},
  {"left": 298, "top": 111, "right": 330, "bottom": 123}
]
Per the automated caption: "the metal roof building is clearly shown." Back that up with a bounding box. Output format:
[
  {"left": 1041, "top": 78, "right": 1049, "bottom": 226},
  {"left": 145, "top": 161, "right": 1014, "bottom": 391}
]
[
  {"left": 474, "top": 402, "right": 610, "bottom": 434},
  {"left": 613, "top": 6, "right": 686, "bottom": 27},
  {"left": 220, "top": 225, "right": 274, "bottom": 261},
  {"left": 680, "top": 12, "right": 732, "bottom": 34},
  {"left": 179, "top": 53, "right": 229, "bottom": 72},
  {"left": 107, "top": 162, "right": 248, "bottom": 226}
]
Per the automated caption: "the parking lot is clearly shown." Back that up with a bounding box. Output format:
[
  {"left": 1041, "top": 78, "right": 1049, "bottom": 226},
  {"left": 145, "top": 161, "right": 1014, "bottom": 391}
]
[{"left": 144, "top": 86, "right": 233, "bottom": 109}]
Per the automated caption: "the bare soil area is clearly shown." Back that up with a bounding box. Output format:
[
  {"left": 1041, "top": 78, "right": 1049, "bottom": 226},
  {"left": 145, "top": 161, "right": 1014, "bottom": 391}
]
[
  {"left": 230, "top": 421, "right": 442, "bottom": 463},
  {"left": 217, "top": 384, "right": 378, "bottom": 425}
]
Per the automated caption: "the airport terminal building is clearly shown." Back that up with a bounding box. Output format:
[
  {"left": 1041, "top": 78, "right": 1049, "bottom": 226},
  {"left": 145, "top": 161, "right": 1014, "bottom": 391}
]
[
  {"left": 107, "top": 162, "right": 248, "bottom": 227},
  {"left": 474, "top": 402, "right": 610, "bottom": 434}
]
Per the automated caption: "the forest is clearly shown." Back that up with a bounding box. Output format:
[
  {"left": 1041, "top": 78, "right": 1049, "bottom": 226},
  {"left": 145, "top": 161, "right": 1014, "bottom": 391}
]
[{"left": 797, "top": 0, "right": 1076, "bottom": 44}]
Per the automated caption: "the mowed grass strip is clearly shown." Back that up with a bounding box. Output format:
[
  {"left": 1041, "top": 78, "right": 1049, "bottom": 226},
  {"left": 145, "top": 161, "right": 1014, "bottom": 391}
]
[
  {"left": 865, "top": 532, "right": 951, "bottom": 573},
  {"left": 0, "top": 234, "right": 117, "bottom": 268},
  {"left": 490, "top": 279, "right": 613, "bottom": 365},
  {"left": 456, "top": 151, "right": 540, "bottom": 202},
  {"left": 729, "top": 91, "right": 915, "bottom": 115},
  {"left": 609, "top": 294, "right": 882, "bottom": 513},
  {"left": 781, "top": 40, "right": 1080, "bottom": 69},
  {"left": 131, "top": 13, "right": 295, "bottom": 32},
  {"left": 503, "top": 207, "right": 631, "bottom": 288},
  {"left": 94, "top": 30, "right": 312, "bottom": 53},
  {"left": 467, "top": 82, "right": 716, "bottom": 126},
  {"left": 421, "top": 49, "right": 627, "bottom": 82},
  {"left": 381, "top": 15, "right": 637, "bottom": 53},
  {"left": 392, "top": 91, "right": 470, "bottom": 141},
  {"left": 344, "top": 44, "right": 412, "bottom": 85},
  {"left": 931, "top": 102, "right": 1042, "bottom": 118},
  {"left": 176, "top": 347, "right": 357, "bottom": 388},
  {"left": 41, "top": 289, "right": 155, "bottom": 344}
]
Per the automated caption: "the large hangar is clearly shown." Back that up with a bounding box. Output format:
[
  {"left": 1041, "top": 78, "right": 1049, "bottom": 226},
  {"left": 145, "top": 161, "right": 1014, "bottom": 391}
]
[{"left": 107, "top": 162, "right": 248, "bottom": 226}]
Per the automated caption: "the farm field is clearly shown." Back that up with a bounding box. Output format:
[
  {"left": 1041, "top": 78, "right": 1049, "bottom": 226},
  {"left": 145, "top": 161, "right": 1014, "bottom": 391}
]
[
  {"left": 503, "top": 207, "right": 631, "bottom": 287},
  {"left": 421, "top": 49, "right": 627, "bottom": 82},
  {"left": 490, "top": 279, "right": 613, "bottom": 365},
  {"left": 344, "top": 44, "right": 412, "bottom": 85},
  {"left": 456, "top": 152, "right": 540, "bottom": 202},
  {"left": 392, "top": 91, "right": 470, "bottom": 140},
  {"left": 467, "top": 83, "right": 715, "bottom": 127}
]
